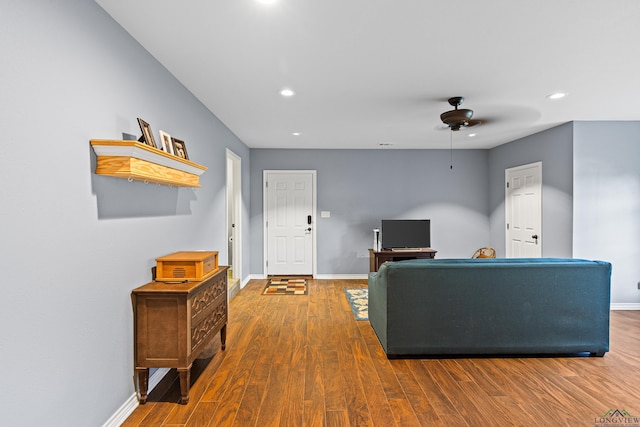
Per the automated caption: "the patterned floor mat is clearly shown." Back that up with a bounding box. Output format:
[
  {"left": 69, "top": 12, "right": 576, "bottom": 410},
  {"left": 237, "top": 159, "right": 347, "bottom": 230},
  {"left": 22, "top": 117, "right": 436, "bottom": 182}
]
[
  {"left": 263, "top": 278, "right": 308, "bottom": 295},
  {"left": 344, "top": 288, "right": 368, "bottom": 320}
]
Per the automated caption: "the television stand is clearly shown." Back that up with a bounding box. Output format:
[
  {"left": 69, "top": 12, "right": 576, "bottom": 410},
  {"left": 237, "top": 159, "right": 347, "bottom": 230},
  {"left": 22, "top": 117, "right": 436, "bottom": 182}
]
[{"left": 369, "top": 248, "right": 437, "bottom": 272}]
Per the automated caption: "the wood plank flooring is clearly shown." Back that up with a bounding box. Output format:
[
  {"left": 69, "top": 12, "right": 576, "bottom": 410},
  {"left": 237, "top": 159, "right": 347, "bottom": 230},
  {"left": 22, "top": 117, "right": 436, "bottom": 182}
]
[{"left": 122, "top": 279, "right": 640, "bottom": 426}]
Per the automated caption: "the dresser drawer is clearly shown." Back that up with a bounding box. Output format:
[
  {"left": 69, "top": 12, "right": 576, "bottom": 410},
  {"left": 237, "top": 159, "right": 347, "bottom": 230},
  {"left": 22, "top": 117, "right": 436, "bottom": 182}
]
[{"left": 191, "top": 297, "right": 227, "bottom": 353}]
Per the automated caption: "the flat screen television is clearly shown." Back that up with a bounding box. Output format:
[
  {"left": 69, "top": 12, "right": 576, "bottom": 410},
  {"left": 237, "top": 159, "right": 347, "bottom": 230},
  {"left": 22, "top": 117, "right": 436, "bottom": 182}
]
[{"left": 381, "top": 219, "right": 431, "bottom": 250}]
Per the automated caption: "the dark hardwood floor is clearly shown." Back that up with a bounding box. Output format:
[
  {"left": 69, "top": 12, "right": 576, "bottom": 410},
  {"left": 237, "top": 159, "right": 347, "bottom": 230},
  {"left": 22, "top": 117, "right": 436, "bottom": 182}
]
[{"left": 122, "top": 278, "right": 640, "bottom": 426}]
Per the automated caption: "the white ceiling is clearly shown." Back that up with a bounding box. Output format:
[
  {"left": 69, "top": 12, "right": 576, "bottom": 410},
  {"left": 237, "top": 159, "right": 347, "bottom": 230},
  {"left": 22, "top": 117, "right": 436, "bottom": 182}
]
[{"left": 96, "top": 0, "right": 640, "bottom": 149}]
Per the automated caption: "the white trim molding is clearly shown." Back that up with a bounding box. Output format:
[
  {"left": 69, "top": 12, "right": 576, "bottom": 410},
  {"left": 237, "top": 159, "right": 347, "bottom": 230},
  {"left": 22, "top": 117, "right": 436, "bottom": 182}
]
[
  {"left": 610, "top": 303, "right": 640, "bottom": 310},
  {"left": 102, "top": 368, "right": 170, "bottom": 427},
  {"left": 314, "top": 274, "right": 369, "bottom": 280},
  {"left": 247, "top": 274, "right": 368, "bottom": 281},
  {"left": 102, "top": 394, "right": 138, "bottom": 427}
]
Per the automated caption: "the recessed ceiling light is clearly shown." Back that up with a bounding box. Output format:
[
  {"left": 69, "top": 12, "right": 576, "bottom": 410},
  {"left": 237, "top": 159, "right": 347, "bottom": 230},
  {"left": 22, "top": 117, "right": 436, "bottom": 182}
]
[
  {"left": 468, "top": 133, "right": 477, "bottom": 137},
  {"left": 256, "top": 0, "right": 277, "bottom": 4},
  {"left": 292, "top": 132, "right": 301, "bottom": 136},
  {"left": 546, "top": 92, "right": 567, "bottom": 100},
  {"left": 279, "top": 88, "right": 295, "bottom": 97}
]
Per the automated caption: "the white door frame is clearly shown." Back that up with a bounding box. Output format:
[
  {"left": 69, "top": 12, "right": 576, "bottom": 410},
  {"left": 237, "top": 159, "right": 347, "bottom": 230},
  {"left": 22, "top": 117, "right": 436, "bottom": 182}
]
[
  {"left": 505, "top": 161, "right": 542, "bottom": 257},
  {"left": 226, "top": 149, "right": 242, "bottom": 286},
  {"left": 263, "top": 170, "right": 317, "bottom": 278}
]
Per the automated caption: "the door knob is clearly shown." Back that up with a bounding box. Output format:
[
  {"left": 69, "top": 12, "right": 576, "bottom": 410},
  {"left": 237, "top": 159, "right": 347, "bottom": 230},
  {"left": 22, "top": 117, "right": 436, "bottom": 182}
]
[{"left": 306, "top": 227, "right": 312, "bottom": 232}]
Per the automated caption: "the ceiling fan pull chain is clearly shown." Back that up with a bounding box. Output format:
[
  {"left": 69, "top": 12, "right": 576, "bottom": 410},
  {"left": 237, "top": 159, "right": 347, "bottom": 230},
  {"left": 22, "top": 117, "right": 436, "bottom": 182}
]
[{"left": 450, "top": 129, "right": 453, "bottom": 170}]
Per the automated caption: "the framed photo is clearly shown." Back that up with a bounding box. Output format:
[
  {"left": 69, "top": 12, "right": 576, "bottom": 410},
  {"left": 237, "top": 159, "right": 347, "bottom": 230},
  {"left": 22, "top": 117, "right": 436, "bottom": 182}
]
[
  {"left": 137, "top": 118, "right": 157, "bottom": 148},
  {"left": 158, "top": 130, "right": 174, "bottom": 154},
  {"left": 171, "top": 137, "right": 189, "bottom": 160}
]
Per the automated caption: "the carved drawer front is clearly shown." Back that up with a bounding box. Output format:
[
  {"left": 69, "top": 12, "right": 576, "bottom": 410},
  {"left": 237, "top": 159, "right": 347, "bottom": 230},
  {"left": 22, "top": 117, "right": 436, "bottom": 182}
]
[
  {"left": 191, "top": 303, "right": 227, "bottom": 352},
  {"left": 191, "top": 275, "right": 226, "bottom": 318},
  {"left": 190, "top": 273, "right": 227, "bottom": 353}
]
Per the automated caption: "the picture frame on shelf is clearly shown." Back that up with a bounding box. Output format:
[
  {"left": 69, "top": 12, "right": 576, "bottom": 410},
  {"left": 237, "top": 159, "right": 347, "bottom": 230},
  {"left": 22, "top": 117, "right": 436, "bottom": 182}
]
[
  {"left": 172, "top": 137, "right": 189, "bottom": 160},
  {"left": 137, "top": 118, "right": 157, "bottom": 148},
  {"left": 159, "top": 130, "right": 174, "bottom": 154}
]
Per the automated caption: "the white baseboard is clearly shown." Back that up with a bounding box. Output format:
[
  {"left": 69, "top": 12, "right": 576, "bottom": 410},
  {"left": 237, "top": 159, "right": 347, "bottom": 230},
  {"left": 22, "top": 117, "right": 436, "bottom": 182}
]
[
  {"left": 611, "top": 303, "right": 640, "bottom": 310},
  {"left": 240, "top": 276, "right": 253, "bottom": 288},
  {"left": 314, "top": 274, "right": 368, "bottom": 280},
  {"left": 242, "top": 276, "right": 640, "bottom": 308},
  {"left": 102, "top": 394, "right": 138, "bottom": 427},
  {"left": 102, "top": 368, "right": 170, "bottom": 427},
  {"left": 247, "top": 273, "right": 368, "bottom": 281}
]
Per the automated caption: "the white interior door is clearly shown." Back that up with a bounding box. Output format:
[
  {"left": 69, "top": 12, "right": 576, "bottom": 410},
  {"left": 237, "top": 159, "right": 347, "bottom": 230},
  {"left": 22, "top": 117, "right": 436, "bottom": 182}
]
[
  {"left": 226, "top": 149, "right": 242, "bottom": 284},
  {"left": 264, "top": 171, "right": 315, "bottom": 276},
  {"left": 506, "top": 162, "right": 542, "bottom": 257}
]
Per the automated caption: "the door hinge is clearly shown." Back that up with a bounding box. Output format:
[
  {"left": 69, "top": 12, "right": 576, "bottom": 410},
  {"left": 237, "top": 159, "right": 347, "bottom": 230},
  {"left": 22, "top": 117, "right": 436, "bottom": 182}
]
[
  {"left": 266, "top": 260, "right": 268, "bottom": 267},
  {"left": 507, "top": 223, "right": 510, "bottom": 230},
  {"left": 265, "top": 181, "right": 268, "bottom": 188},
  {"left": 507, "top": 182, "right": 510, "bottom": 188}
]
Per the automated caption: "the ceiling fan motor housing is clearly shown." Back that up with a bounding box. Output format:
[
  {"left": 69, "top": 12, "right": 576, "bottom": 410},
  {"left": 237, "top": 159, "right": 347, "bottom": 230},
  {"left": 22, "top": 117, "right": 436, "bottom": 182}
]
[
  {"left": 440, "top": 96, "right": 474, "bottom": 130},
  {"left": 440, "top": 108, "right": 474, "bottom": 130}
]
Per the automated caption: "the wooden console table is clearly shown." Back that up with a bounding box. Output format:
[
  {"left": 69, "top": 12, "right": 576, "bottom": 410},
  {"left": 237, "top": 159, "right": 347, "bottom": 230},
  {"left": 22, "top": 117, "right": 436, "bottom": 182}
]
[
  {"left": 369, "top": 248, "right": 437, "bottom": 272},
  {"left": 132, "top": 266, "right": 228, "bottom": 404}
]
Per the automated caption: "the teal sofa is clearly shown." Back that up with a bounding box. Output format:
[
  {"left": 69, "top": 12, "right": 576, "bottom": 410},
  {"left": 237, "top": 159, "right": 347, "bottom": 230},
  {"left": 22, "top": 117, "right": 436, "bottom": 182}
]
[{"left": 368, "top": 258, "right": 611, "bottom": 358}]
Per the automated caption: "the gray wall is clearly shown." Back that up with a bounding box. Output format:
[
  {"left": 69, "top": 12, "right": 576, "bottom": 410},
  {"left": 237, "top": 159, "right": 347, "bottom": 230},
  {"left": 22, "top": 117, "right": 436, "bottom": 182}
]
[
  {"left": 488, "top": 123, "right": 574, "bottom": 257},
  {"left": 0, "top": 1, "right": 249, "bottom": 425},
  {"left": 573, "top": 121, "right": 640, "bottom": 305},
  {"left": 250, "top": 149, "right": 490, "bottom": 274}
]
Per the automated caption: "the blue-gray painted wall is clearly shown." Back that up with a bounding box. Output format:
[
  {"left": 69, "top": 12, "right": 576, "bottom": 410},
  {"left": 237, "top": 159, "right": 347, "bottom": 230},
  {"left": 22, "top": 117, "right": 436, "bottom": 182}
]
[
  {"left": 0, "top": 1, "right": 249, "bottom": 425},
  {"left": 488, "top": 123, "right": 574, "bottom": 258},
  {"left": 250, "top": 149, "right": 490, "bottom": 274},
  {"left": 573, "top": 121, "right": 640, "bottom": 305}
]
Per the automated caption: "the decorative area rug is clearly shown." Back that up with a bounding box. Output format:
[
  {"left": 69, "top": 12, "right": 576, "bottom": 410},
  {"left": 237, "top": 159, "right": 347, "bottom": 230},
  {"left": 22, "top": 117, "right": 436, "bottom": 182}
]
[
  {"left": 263, "top": 278, "right": 308, "bottom": 295},
  {"left": 344, "top": 288, "right": 368, "bottom": 320}
]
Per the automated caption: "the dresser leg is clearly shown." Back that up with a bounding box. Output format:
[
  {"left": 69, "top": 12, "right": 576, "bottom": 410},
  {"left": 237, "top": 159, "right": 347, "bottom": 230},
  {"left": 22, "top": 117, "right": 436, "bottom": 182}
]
[
  {"left": 178, "top": 365, "right": 191, "bottom": 404},
  {"left": 221, "top": 324, "right": 227, "bottom": 350},
  {"left": 136, "top": 368, "right": 149, "bottom": 404}
]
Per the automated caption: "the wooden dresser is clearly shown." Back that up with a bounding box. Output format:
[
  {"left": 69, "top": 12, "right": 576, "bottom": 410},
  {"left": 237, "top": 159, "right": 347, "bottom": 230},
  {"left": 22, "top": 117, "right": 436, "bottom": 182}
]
[{"left": 132, "top": 266, "right": 228, "bottom": 404}]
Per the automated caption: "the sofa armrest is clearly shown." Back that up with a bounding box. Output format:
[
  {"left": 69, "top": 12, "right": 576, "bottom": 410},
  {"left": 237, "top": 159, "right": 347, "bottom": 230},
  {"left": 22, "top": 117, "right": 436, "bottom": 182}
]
[{"left": 368, "top": 270, "right": 388, "bottom": 352}]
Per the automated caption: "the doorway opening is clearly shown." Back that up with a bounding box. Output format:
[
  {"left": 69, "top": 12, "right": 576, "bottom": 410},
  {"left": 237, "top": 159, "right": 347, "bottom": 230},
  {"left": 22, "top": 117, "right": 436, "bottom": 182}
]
[{"left": 226, "top": 149, "right": 242, "bottom": 297}]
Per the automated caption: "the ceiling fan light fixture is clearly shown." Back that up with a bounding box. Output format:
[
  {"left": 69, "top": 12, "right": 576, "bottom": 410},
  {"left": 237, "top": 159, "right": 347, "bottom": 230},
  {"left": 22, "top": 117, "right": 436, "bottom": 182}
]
[{"left": 440, "top": 108, "right": 474, "bottom": 130}]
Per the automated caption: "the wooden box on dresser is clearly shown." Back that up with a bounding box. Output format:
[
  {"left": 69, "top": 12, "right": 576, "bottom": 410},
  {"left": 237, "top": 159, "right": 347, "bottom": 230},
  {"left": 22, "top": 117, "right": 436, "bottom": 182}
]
[{"left": 132, "top": 266, "right": 228, "bottom": 404}]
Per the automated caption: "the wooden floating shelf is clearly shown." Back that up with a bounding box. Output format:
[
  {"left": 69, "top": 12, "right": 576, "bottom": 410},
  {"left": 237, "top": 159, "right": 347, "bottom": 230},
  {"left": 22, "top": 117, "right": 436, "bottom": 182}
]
[{"left": 90, "top": 139, "right": 207, "bottom": 188}]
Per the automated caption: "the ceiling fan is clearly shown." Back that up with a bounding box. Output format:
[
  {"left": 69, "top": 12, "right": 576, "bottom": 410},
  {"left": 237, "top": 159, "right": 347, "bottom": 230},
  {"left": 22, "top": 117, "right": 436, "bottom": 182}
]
[{"left": 439, "top": 96, "right": 483, "bottom": 131}]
